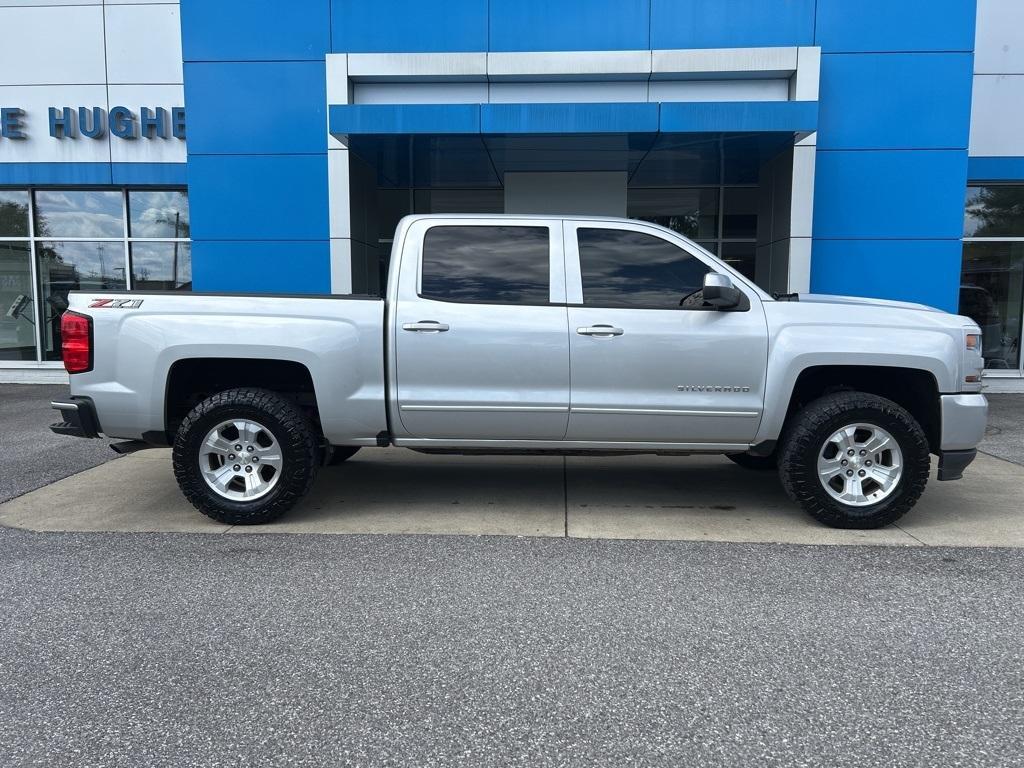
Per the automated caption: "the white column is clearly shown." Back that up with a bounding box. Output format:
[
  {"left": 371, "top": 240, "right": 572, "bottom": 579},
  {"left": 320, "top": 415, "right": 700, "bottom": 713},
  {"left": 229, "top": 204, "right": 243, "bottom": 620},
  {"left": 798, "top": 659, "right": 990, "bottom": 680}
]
[{"left": 326, "top": 54, "right": 353, "bottom": 294}]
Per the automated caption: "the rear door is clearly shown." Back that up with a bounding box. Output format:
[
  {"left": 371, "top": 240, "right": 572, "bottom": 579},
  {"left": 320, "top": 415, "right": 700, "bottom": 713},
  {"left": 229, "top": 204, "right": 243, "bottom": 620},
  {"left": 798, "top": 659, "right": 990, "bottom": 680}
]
[
  {"left": 393, "top": 218, "right": 570, "bottom": 441},
  {"left": 564, "top": 220, "right": 768, "bottom": 445}
]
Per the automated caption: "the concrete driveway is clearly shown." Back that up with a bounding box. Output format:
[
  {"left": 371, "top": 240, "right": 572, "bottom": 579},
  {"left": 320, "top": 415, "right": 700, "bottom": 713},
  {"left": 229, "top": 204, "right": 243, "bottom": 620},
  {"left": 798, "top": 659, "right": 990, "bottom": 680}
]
[{"left": 1, "top": 445, "right": 1021, "bottom": 547}]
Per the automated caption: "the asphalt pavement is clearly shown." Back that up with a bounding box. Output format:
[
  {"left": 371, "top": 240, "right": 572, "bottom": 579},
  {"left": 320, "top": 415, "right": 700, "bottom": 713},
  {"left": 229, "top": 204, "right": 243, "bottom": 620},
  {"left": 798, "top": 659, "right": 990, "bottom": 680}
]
[
  {"left": 1, "top": 530, "right": 1022, "bottom": 767},
  {"left": 0, "top": 384, "right": 116, "bottom": 503}
]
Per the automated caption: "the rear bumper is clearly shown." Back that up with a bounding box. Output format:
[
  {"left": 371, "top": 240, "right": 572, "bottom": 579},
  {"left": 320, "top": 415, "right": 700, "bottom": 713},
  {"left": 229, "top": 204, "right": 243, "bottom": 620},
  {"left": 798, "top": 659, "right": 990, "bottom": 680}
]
[{"left": 50, "top": 398, "right": 102, "bottom": 439}]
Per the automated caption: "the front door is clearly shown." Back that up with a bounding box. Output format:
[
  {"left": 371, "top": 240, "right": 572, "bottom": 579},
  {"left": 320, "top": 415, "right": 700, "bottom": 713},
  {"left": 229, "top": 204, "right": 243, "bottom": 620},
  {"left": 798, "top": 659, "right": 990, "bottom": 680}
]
[
  {"left": 563, "top": 221, "right": 769, "bottom": 445},
  {"left": 394, "top": 218, "right": 570, "bottom": 441}
]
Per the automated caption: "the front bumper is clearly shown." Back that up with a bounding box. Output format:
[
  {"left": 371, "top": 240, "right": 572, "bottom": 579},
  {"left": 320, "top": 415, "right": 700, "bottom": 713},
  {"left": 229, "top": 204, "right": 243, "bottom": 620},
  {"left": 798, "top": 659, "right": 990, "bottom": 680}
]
[
  {"left": 936, "top": 393, "right": 988, "bottom": 481},
  {"left": 50, "top": 398, "right": 102, "bottom": 438}
]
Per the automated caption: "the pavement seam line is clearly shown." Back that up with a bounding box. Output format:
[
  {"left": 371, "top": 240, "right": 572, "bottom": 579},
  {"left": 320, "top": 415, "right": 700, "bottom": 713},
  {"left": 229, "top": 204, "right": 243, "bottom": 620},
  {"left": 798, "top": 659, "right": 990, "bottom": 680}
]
[
  {"left": 893, "top": 523, "right": 928, "bottom": 547},
  {"left": 563, "top": 456, "right": 569, "bottom": 538}
]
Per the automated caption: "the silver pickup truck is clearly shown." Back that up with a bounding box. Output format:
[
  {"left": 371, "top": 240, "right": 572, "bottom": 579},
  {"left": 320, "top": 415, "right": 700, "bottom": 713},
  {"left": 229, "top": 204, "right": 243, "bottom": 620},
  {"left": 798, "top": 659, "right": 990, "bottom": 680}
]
[{"left": 51, "top": 215, "right": 988, "bottom": 530}]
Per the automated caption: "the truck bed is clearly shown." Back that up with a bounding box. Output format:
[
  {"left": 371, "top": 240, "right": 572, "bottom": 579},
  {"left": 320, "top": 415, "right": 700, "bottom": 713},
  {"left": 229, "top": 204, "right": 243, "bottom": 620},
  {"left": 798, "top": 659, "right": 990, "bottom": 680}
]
[{"left": 63, "top": 291, "right": 388, "bottom": 445}]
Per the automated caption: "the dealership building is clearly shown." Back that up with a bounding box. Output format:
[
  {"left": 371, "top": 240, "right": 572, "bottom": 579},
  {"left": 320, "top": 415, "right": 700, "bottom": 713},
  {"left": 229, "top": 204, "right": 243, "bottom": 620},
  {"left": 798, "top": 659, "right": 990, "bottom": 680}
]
[{"left": 1, "top": 0, "right": 1023, "bottom": 382}]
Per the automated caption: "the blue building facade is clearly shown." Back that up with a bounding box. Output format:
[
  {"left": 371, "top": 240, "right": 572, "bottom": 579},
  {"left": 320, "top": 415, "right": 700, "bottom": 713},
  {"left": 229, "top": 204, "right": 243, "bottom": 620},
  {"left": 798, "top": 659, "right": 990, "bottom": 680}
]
[{"left": 2, "top": 1, "right": 1023, "bottom": 378}]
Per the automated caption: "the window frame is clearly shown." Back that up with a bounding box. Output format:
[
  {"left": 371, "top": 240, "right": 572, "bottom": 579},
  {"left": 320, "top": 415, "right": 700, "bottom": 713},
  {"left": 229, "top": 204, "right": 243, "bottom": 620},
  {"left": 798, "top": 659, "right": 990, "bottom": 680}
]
[
  {"left": 962, "top": 182, "right": 1024, "bottom": 375},
  {"left": 414, "top": 219, "right": 565, "bottom": 308},
  {"left": 0, "top": 185, "right": 190, "bottom": 366},
  {"left": 562, "top": 218, "right": 757, "bottom": 312}
]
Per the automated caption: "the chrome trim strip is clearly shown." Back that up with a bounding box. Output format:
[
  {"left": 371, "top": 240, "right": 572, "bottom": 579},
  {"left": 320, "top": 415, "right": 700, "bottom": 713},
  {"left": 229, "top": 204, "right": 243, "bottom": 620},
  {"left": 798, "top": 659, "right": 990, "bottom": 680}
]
[
  {"left": 400, "top": 405, "right": 569, "bottom": 413},
  {"left": 571, "top": 407, "right": 760, "bottom": 418}
]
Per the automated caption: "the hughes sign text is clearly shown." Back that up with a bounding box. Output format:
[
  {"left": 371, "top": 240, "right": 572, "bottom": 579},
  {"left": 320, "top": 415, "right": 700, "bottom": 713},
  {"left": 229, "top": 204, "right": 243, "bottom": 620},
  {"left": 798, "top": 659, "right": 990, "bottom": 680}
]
[{"left": 0, "top": 106, "right": 185, "bottom": 140}]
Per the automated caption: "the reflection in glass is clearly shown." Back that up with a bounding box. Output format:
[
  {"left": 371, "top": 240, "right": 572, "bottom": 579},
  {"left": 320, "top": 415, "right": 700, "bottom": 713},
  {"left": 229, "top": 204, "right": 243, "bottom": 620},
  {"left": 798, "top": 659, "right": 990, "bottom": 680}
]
[
  {"left": 414, "top": 189, "right": 504, "bottom": 214},
  {"left": 628, "top": 188, "right": 718, "bottom": 239},
  {"left": 0, "top": 241, "right": 36, "bottom": 360},
  {"left": 722, "top": 188, "right": 758, "bottom": 239},
  {"left": 0, "top": 190, "right": 30, "bottom": 237},
  {"left": 421, "top": 226, "right": 549, "bottom": 304},
  {"left": 721, "top": 242, "right": 757, "bottom": 281},
  {"left": 34, "top": 190, "right": 124, "bottom": 238},
  {"left": 128, "top": 190, "right": 190, "bottom": 239},
  {"left": 964, "top": 185, "right": 1024, "bottom": 238},
  {"left": 38, "top": 241, "right": 127, "bottom": 360},
  {"left": 578, "top": 228, "right": 711, "bottom": 309},
  {"left": 960, "top": 242, "right": 1023, "bottom": 370},
  {"left": 130, "top": 242, "right": 191, "bottom": 290}
]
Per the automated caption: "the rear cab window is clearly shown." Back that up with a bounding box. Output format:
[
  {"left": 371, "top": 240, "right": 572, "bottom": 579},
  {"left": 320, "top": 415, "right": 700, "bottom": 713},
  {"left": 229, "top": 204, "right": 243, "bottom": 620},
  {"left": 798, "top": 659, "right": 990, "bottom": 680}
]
[{"left": 420, "top": 225, "right": 550, "bottom": 305}]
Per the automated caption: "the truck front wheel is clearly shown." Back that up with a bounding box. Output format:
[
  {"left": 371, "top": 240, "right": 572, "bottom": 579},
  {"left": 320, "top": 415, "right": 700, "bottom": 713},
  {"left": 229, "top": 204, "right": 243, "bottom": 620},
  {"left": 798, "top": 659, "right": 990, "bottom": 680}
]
[
  {"left": 172, "top": 388, "right": 319, "bottom": 525},
  {"left": 777, "top": 391, "right": 930, "bottom": 529}
]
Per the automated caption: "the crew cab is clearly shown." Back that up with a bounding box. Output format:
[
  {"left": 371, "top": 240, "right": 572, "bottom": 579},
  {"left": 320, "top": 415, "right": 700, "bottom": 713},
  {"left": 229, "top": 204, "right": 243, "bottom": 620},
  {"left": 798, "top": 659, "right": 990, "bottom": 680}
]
[{"left": 51, "top": 215, "right": 988, "bottom": 529}]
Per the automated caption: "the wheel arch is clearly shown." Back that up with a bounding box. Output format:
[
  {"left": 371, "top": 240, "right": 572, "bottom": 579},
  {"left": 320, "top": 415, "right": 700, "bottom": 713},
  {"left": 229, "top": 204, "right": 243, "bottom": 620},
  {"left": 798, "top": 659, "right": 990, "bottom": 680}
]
[
  {"left": 775, "top": 365, "right": 941, "bottom": 454},
  {"left": 162, "top": 358, "right": 321, "bottom": 443}
]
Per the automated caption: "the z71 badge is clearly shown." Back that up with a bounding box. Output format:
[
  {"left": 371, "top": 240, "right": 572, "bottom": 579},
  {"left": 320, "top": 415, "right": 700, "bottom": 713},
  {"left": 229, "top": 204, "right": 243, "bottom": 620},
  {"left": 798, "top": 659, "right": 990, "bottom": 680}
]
[{"left": 89, "top": 298, "right": 144, "bottom": 309}]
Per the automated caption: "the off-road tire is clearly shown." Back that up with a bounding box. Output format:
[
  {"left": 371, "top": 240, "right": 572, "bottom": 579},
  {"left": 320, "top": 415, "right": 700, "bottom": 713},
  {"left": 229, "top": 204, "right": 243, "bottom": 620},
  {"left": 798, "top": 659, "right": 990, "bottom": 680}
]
[
  {"left": 726, "top": 451, "right": 777, "bottom": 471},
  {"left": 326, "top": 446, "right": 361, "bottom": 466},
  {"left": 173, "top": 388, "right": 319, "bottom": 525},
  {"left": 778, "top": 391, "right": 930, "bottom": 529}
]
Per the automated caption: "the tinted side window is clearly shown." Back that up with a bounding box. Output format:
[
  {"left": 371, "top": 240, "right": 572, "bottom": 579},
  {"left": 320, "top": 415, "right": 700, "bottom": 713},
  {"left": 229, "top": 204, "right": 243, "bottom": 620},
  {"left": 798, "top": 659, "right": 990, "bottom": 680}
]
[
  {"left": 577, "top": 228, "right": 711, "bottom": 308},
  {"left": 421, "top": 225, "right": 550, "bottom": 304}
]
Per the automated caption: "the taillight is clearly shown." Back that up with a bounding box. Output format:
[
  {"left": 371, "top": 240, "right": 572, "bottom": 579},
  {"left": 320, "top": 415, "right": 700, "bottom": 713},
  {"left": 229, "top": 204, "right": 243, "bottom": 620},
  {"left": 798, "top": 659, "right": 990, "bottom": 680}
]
[{"left": 61, "top": 311, "right": 93, "bottom": 374}]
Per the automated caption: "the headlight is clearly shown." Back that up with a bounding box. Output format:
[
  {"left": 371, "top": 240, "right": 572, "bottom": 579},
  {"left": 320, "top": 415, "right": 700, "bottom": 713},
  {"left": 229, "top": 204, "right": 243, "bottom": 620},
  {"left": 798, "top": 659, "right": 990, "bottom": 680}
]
[{"left": 965, "top": 333, "right": 981, "bottom": 352}]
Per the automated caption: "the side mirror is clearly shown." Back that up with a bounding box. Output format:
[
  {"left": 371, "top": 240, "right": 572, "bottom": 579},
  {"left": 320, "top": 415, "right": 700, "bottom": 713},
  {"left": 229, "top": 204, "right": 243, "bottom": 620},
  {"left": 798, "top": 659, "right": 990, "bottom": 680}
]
[{"left": 702, "top": 273, "right": 742, "bottom": 309}]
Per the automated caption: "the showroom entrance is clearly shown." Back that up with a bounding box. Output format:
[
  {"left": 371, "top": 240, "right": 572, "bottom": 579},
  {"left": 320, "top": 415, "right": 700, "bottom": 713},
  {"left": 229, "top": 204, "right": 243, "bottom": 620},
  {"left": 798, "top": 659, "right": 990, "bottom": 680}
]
[{"left": 342, "top": 131, "right": 806, "bottom": 298}]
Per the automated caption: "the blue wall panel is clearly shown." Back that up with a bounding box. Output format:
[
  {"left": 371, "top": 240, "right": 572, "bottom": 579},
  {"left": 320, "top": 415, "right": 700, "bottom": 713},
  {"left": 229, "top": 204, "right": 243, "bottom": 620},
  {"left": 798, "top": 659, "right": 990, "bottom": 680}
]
[
  {"left": 192, "top": 241, "right": 331, "bottom": 293},
  {"left": 481, "top": 103, "right": 659, "bottom": 134},
  {"left": 331, "top": 0, "right": 488, "bottom": 52},
  {"left": 816, "top": 53, "right": 973, "bottom": 150},
  {"left": 650, "top": 0, "right": 814, "bottom": 49},
  {"left": 815, "top": 0, "right": 975, "bottom": 53},
  {"left": 181, "top": 0, "right": 329, "bottom": 62},
  {"left": 331, "top": 104, "right": 481, "bottom": 135},
  {"left": 188, "top": 155, "right": 329, "bottom": 241},
  {"left": 813, "top": 150, "right": 968, "bottom": 239},
  {"left": 489, "top": 0, "right": 650, "bottom": 51},
  {"left": 185, "top": 62, "right": 326, "bottom": 155},
  {"left": 659, "top": 101, "right": 817, "bottom": 133},
  {"left": 967, "top": 157, "right": 1024, "bottom": 182},
  {"left": 810, "top": 239, "right": 963, "bottom": 313}
]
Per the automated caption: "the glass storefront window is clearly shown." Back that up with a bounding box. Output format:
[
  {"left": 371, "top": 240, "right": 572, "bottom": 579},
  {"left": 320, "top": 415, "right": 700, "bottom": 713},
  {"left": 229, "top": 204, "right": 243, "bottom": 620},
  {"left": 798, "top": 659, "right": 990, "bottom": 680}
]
[
  {"left": 628, "top": 188, "right": 718, "bottom": 239},
  {"left": 34, "top": 190, "right": 124, "bottom": 238},
  {"left": 130, "top": 242, "right": 191, "bottom": 290},
  {"left": 960, "top": 242, "right": 1023, "bottom": 370},
  {"left": 38, "top": 241, "right": 128, "bottom": 360},
  {"left": 128, "top": 190, "right": 190, "bottom": 239},
  {"left": 720, "top": 241, "right": 757, "bottom": 281},
  {"left": 722, "top": 188, "right": 758, "bottom": 239},
  {"left": 964, "top": 185, "right": 1024, "bottom": 238},
  {"left": 0, "top": 241, "right": 36, "bottom": 361},
  {"left": 0, "top": 191, "right": 30, "bottom": 237}
]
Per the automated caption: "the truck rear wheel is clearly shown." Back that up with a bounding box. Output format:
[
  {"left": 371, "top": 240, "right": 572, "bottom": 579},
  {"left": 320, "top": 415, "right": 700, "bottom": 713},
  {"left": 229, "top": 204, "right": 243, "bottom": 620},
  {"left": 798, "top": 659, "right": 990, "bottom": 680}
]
[
  {"left": 777, "top": 391, "right": 930, "bottom": 529},
  {"left": 172, "top": 388, "right": 319, "bottom": 525}
]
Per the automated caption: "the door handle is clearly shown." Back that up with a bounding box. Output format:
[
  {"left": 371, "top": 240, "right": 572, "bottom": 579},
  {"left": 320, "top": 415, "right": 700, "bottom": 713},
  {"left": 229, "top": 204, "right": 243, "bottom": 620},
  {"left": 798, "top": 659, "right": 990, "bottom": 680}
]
[
  {"left": 402, "top": 321, "right": 450, "bottom": 333},
  {"left": 576, "top": 325, "right": 624, "bottom": 338}
]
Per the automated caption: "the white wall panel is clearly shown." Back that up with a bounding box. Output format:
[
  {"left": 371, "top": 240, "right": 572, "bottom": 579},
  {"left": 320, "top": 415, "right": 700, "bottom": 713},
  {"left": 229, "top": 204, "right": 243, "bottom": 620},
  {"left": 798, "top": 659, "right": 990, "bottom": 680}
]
[
  {"left": 504, "top": 172, "right": 627, "bottom": 216},
  {"left": 105, "top": 3, "right": 184, "bottom": 84},
  {"left": 489, "top": 81, "right": 647, "bottom": 103},
  {"left": 969, "top": 75, "right": 1024, "bottom": 156},
  {"left": 107, "top": 84, "right": 186, "bottom": 163},
  {"left": 354, "top": 82, "right": 488, "bottom": 104},
  {"left": 648, "top": 79, "right": 789, "bottom": 102},
  {"left": 0, "top": 5, "right": 106, "bottom": 85},
  {"left": 0, "top": 85, "right": 111, "bottom": 163},
  {"left": 975, "top": 0, "right": 1024, "bottom": 74}
]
